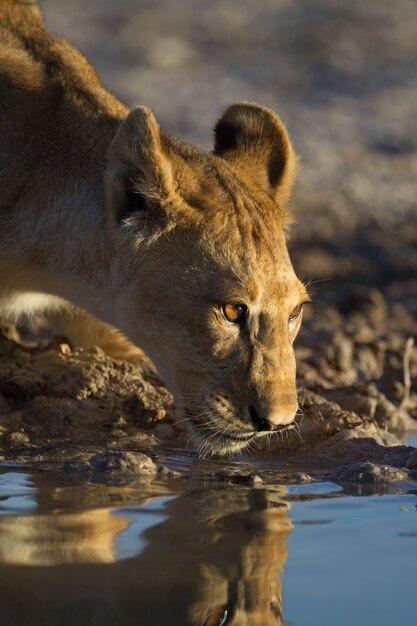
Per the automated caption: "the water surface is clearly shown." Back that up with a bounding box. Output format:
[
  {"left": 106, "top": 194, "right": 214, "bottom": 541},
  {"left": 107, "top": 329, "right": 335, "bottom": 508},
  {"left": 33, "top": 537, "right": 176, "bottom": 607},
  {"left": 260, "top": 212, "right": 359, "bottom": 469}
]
[{"left": 0, "top": 456, "right": 416, "bottom": 626}]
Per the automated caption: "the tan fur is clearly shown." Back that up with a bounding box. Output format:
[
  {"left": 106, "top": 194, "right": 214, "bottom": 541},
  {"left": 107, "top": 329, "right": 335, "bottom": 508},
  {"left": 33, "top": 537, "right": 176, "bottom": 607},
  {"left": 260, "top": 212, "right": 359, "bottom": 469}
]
[{"left": 0, "top": 1, "right": 308, "bottom": 455}]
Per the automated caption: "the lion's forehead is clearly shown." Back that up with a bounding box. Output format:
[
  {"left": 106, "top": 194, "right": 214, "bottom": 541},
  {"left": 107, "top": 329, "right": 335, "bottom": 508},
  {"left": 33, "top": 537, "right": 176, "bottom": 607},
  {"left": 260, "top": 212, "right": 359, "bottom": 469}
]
[
  {"left": 214, "top": 192, "right": 285, "bottom": 248},
  {"left": 184, "top": 156, "right": 286, "bottom": 236},
  {"left": 198, "top": 200, "right": 289, "bottom": 265},
  {"left": 177, "top": 165, "right": 301, "bottom": 298},
  {"left": 194, "top": 241, "right": 302, "bottom": 311},
  {"left": 199, "top": 212, "right": 296, "bottom": 292}
]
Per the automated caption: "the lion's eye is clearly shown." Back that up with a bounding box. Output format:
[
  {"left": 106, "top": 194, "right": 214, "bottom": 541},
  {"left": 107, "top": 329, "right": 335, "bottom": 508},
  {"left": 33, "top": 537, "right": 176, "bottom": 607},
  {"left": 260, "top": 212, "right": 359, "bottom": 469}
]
[
  {"left": 203, "top": 606, "right": 228, "bottom": 626},
  {"left": 270, "top": 601, "right": 282, "bottom": 622},
  {"left": 202, "top": 605, "right": 232, "bottom": 626},
  {"left": 221, "top": 303, "right": 246, "bottom": 325},
  {"left": 289, "top": 303, "right": 303, "bottom": 322}
]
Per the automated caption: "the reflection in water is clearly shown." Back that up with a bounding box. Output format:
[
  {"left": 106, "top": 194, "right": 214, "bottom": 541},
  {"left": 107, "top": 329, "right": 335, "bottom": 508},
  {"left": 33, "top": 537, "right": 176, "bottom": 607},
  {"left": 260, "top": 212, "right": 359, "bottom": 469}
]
[
  {"left": 0, "top": 470, "right": 291, "bottom": 626},
  {"left": 0, "top": 507, "right": 128, "bottom": 565}
]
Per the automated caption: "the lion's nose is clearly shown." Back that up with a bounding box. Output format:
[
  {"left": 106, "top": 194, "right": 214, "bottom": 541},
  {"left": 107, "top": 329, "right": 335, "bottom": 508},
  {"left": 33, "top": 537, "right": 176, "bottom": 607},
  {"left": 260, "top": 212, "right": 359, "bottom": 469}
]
[
  {"left": 248, "top": 404, "right": 296, "bottom": 432},
  {"left": 249, "top": 405, "right": 275, "bottom": 432}
]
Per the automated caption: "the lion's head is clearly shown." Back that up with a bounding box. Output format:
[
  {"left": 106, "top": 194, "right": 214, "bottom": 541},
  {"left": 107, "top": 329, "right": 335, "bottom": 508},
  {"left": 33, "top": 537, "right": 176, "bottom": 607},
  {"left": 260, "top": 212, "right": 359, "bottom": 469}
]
[{"left": 105, "top": 102, "right": 309, "bottom": 456}]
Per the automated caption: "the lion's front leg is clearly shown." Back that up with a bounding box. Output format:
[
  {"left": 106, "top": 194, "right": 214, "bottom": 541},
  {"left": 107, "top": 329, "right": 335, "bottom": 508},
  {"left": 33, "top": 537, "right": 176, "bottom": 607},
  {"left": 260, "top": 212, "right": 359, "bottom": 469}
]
[{"left": 48, "top": 308, "right": 148, "bottom": 366}]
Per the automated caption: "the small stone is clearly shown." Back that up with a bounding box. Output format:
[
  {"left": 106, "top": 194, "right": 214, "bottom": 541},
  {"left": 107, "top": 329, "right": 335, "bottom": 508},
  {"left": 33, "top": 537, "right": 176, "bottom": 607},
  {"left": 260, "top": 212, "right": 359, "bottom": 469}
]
[
  {"left": 158, "top": 465, "right": 183, "bottom": 478},
  {"left": 58, "top": 342, "right": 71, "bottom": 355},
  {"left": 145, "top": 409, "right": 167, "bottom": 426},
  {"left": 228, "top": 473, "right": 264, "bottom": 486},
  {"left": 110, "top": 428, "right": 126, "bottom": 438},
  {"left": 113, "top": 416, "right": 128, "bottom": 428},
  {"left": 7, "top": 431, "right": 30, "bottom": 446},
  {"left": 153, "top": 409, "right": 166, "bottom": 422},
  {"left": 323, "top": 423, "right": 337, "bottom": 437},
  {"left": 292, "top": 472, "right": 312, "bottom": 483}
]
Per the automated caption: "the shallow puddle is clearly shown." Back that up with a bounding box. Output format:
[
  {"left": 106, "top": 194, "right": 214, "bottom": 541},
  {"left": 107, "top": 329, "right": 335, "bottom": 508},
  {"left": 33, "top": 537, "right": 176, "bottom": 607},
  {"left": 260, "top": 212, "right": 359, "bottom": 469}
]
[{"left": 0, "top": 454, "right": 416, "bottom": 626}]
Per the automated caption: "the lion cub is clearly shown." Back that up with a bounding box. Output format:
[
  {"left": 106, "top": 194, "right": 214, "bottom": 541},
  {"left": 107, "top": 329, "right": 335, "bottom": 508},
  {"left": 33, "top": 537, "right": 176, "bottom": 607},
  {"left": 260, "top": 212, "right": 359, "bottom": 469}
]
[{"left": 0, "top": 0, "right": 309, "bottom": 455}]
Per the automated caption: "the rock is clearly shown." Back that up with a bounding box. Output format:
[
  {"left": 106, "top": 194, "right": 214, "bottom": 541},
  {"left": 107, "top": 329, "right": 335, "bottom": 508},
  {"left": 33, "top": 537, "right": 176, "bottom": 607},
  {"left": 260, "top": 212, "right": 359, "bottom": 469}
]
[
  {"left": 90, "top": 450, "right": 157, "bottom": 476},
  {"left": 63, "top": 450, "right": 158, "bottom": 485},
  {"left": 336, "top": 462, "right": 409, "bottom": 484},
  {"left": 6, "top": 431, "right": 30, "bottom": 447},
  {"left": 158, "top": 465, "right": 183, "bottom": 478}
]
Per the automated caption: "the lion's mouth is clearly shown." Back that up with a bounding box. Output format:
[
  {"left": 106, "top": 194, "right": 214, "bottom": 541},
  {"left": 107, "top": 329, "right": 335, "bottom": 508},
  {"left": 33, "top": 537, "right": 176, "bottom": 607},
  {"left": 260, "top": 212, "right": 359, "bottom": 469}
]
[
  {"left": 221, "top": 430, "right": 256, "bottom": 442},
  {"left": 183, "top": 405, "right": 293, "bottom": 450},
  {"left": 182, "top": 406, "right": 251, "bottom": 444}
]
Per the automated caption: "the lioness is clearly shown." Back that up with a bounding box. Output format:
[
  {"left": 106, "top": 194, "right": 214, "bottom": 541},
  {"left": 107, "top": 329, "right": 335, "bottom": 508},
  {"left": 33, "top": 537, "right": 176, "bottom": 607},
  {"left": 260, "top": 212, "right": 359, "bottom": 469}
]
[{"left": 0, "top": 0, "right": 309, "bottom": 456}]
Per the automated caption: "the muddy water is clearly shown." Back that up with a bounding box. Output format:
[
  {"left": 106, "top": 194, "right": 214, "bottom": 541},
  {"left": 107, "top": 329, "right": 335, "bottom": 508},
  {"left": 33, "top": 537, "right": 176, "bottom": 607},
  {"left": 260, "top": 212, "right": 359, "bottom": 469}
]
[{"left": 1, "top": 450, "right": 416, "bottom": 626}]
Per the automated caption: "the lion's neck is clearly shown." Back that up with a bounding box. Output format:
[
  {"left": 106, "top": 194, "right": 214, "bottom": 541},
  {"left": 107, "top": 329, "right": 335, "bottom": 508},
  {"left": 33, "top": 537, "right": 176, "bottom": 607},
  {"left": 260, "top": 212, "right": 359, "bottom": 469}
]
[
  {"left": 48, "top": 199, "right": 124, "bottom": 324},
  {"left": 30, "top": 182, "right": 126, "bottom": 326},
  {"left": 4, "top": 126, "right": 127, "bottom": 327}
]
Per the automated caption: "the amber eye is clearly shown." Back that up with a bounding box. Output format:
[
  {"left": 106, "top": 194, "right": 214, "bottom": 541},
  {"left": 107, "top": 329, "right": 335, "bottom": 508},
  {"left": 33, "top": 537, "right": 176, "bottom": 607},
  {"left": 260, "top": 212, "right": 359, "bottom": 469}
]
[
  {"left": 202, "top": 606, "right": 230, "bottom": 626},
  {"left": 270, "top": 601, "right": 282, "bottom": 622},
  {"left": 289, "top": 303, "right": 303, "bottom": 322},
  {"left": 221, "top": 303, "right": 246, "bottom": 325}
]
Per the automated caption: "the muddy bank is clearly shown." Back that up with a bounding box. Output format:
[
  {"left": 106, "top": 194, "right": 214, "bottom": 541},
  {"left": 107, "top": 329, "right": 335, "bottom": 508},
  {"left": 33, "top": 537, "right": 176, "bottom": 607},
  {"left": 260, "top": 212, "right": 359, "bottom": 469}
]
[{"left": 0, "top": 333, "right": 171, "bottom": 455}]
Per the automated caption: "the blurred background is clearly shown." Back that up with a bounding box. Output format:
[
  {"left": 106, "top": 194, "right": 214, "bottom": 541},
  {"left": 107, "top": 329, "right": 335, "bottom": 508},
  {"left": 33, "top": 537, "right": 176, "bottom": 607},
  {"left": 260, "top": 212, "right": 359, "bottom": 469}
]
[{"left": 39, "top": 0, "right": 417, "bottom": 317}]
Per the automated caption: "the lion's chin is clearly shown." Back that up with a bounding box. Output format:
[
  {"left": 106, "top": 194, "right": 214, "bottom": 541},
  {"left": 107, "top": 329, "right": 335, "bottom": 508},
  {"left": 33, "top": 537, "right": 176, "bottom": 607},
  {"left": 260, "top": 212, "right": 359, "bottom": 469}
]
[
  {"left": 188, "top": 428, "right": 257, "bottom": 458},
  {"left": 187, "top": 421, "right": 297, "bottom": 457},
  {"left": 181, "top": 406, "right": 259, "bottom": 457}
]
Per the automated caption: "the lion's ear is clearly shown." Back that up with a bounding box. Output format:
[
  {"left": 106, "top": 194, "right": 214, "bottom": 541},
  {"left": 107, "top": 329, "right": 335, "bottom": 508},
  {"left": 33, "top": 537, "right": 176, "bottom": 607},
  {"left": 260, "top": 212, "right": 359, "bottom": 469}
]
[
  {"left": 213, "top": 103, "right": 298, "bottom": 207},
  {"left": 105, "top": 106, "right": 176, "bottom": 233}
]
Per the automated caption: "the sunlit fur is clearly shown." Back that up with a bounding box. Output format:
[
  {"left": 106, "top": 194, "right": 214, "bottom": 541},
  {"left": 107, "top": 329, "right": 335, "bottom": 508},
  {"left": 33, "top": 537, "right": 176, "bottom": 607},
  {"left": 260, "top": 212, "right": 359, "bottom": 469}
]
[{"left": 0, "top": 1, "right": 308, "bottom": 456}]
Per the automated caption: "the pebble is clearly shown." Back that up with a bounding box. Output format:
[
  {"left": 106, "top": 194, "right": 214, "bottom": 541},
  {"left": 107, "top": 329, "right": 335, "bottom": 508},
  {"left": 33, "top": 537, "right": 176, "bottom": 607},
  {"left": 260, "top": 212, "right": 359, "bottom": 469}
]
[{"left": 7, "top": 431, "right": 30, "bottom": 446}]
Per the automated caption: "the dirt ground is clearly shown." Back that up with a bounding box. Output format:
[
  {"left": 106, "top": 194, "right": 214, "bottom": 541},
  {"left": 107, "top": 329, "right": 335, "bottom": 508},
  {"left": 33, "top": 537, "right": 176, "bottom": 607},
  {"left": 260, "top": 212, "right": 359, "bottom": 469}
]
[{"left": 1, "top": 0, "right": 416, "bottom": 485}]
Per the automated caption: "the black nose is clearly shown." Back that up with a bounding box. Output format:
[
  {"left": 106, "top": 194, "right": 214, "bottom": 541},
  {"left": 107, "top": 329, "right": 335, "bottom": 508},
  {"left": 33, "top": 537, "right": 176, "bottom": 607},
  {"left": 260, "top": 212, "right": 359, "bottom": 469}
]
[{"left": 249, "top": 405, "right": 275, "bottom": 432}]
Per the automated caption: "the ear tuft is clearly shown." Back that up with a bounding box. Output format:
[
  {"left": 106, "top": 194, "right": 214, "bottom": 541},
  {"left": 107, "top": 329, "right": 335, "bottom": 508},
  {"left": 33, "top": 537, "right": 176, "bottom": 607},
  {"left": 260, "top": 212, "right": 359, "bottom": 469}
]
[
  {"left": 116, "top": 186, "right": 148, "bottom": 226},
  {"left": 105, "top": 106, "right": 175, "bottom": 237},
  {"left": 214, "top": 102, "right": 298, "bottom": 207}
]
